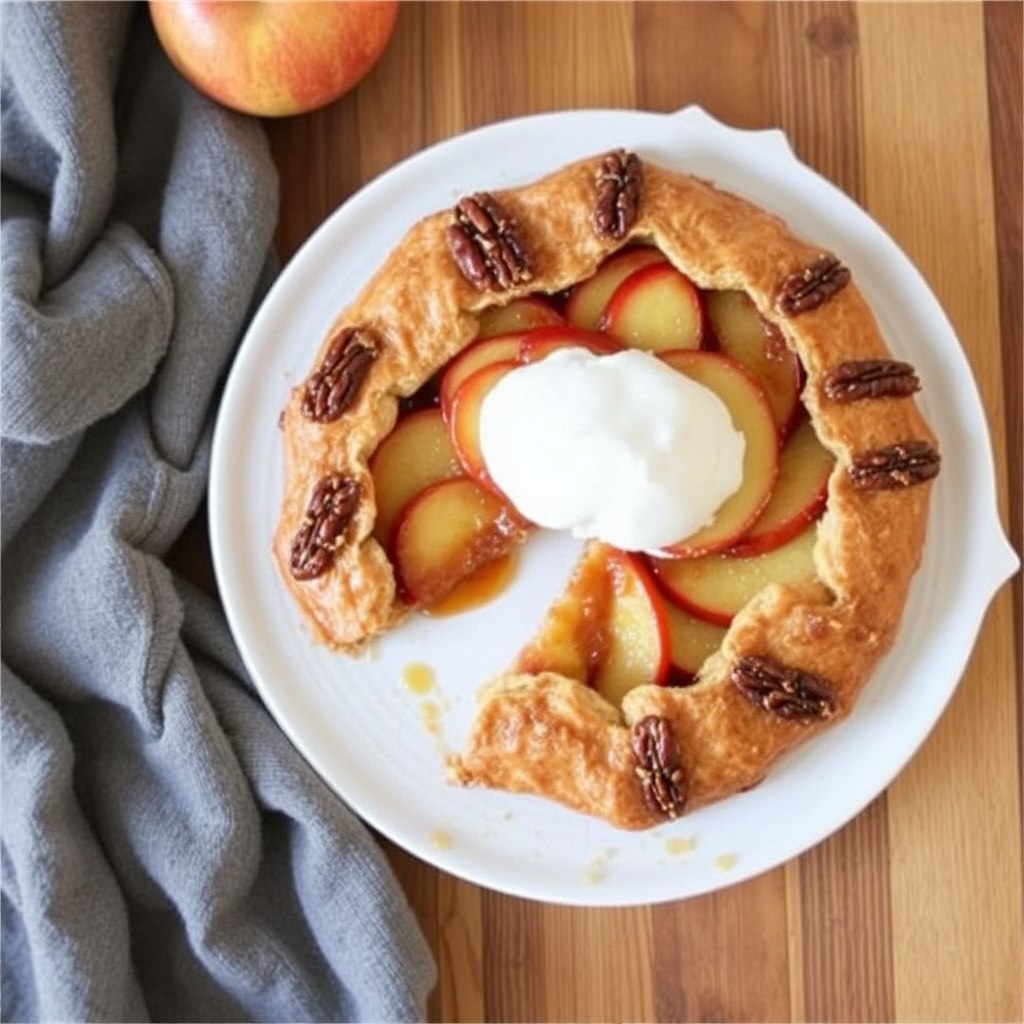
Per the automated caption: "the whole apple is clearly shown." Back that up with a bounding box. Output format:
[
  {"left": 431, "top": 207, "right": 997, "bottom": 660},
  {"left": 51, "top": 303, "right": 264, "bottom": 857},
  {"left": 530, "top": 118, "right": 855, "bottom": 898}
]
[{"left": 149, "top": 0, "right": 399, "bottom": 117}]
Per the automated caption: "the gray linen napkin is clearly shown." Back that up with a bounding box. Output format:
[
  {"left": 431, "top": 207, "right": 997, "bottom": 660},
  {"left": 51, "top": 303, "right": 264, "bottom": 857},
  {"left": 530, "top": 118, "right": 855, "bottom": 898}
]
[{"left": 1, "top": 4, "right": 436, "bottom": 1021}]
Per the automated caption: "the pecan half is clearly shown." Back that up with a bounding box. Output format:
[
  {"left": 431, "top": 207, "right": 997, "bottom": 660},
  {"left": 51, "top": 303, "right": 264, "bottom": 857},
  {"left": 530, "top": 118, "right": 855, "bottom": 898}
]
[
  {"left": 732, "top": 655, "right": 838, "bottom": 723},
  {"left": 289, "top": 474, "right": 361, "bottom": 581},
  {"left": 823, "top": 359, "right": 920, "bottom": 402},
  {"left": 631, "top": 715, "right": 687, "bottom": 819},
  {"left": 775, "top": 253, "right": 851, "bottom": 317},
  {"left": 593, "top": 149, "right": 643, "bottom": 240},
  {"left": 301, "top": 327, "right": 377, "bottom": 423},
  {"left": 446, "top": 193, "right": 533, "bottom": 292},
  {"left": 848, "top": 440, "right": 941, "bottom": 490}
]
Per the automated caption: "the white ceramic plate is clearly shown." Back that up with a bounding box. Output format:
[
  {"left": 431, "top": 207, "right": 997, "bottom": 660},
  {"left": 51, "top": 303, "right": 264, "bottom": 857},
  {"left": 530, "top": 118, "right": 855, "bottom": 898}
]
[{"left": 209, "top": 106, "right": 1018, "bottom": 906}]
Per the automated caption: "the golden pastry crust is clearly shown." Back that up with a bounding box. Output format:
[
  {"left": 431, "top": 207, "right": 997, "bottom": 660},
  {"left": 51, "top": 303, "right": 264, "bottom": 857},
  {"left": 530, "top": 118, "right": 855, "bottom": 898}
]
[{"left": 274, "top": 151, "right": 939, "bottom": 828}]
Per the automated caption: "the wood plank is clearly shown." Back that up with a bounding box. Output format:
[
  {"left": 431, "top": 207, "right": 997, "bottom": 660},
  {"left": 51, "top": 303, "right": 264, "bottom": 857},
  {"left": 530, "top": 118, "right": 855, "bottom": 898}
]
[
  {"left": 623, "top": 9, "right": 795, "bottom": 1022},
  {"left": 784, "top": 858, "right": 807, "bottom": 1022},
  {"left": 421, "top": 2, "right": 467, "bottom": 143},
  {"left": 634, "top": 1, "right": 770, "bottom": 125},
  {"left": 447, "top": 15, "right": 649, "bottom": 1017},
  {"left": 481, "top": 891, "right": 548, "bottom": 1022},
  {"left": 515, "top": 2, "right": 636, "bottom": 113},
  {"left": 458, "top": 2, "right": 531, "bottom": 127},
  {"left": 540, "top": 905, "right": 655, "bottom": 1022},
  {"left": 352, "top": 0, "right": 430, "bottom": 183},
  {"left": 651, "top": 869, "right": 791, "bottom": 1022},
  {"left": 435, "top": 875, "right": 485, "bottom": 1023},
  {"left": 266, "top": 99, "right": 360, "bottom": 263},
  {"left": 858, "top": 4, "right": 1023, "bottom": 1021},
  {"left": 985, "top": 0, "right": 1024, "bottom": 735},
  {"left": 768, "top": 7, "right": 897, "bottom": 1020},
  {"left": 797, "top": 799, "right": 894, "bottom": 1022},
  {"left": 768, "top": 1, "right": 863, "bottom": 197},
  {"left": 460, "top": 1, "right": 637, "bottom": 126}
]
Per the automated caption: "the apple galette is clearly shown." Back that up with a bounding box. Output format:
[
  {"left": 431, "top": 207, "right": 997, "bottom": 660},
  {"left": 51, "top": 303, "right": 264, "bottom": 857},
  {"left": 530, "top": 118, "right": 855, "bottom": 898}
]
[{"left": 273, "top": 149, "right": 940, "bottom": 830}]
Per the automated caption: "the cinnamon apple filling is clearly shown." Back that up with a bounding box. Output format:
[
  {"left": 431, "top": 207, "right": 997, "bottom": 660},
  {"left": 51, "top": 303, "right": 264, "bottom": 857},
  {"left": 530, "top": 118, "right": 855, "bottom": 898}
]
[
  {"left": 274, "top": 150, "right": 940, "bottom": 828},
  {"left": 368, "top": 253, "right": 833, "bottom": 701}
]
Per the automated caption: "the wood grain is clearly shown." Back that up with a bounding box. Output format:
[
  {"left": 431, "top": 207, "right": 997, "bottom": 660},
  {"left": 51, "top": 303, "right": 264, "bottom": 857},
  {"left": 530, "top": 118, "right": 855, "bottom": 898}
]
[
  {"left": 255, "top": 4, "right": 1023, "bottom": 1021},
  {"left": 769, "top": 1, "right": 863, "bottom": 198},
  {"left": 986, "top": 0, "right": 1024, "bottom": 744},
  {"left": 634, "top": 1, "right": 770, "bottom": 123},
  {"left": 858, "top": 6, "right": 1021, "bottom": 1020},
  {"left": 797, "top": 799, "right": 894, "bottom": 1023},
  {"left": 652, "top": 869, "right": 791, "bottom": 1023}
]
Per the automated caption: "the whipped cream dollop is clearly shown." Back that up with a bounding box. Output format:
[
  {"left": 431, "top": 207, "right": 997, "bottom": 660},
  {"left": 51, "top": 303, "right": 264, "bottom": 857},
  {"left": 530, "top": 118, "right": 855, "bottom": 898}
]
[{"left": 478, "top": 347, "right": 745, "bottom": 552}]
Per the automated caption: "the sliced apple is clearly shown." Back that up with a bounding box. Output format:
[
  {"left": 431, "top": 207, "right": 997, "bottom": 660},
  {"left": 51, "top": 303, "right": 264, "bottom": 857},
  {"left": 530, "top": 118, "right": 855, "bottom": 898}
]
[
  {"left": 591, "top": 547, "right": 671, "bottom": 706},
  {"left": 657, "top": 350, "right": 780, "bottom": 556},
  {"left": 516, "top": 324, "right": 624, "bottom": 363},
  {"left": 662, "top": 599, "right": 728, "bottom": 686},
  {"left": 651, "top": 520, "right": 818, "bottom": 627},
  {"left": 392, "top": 476, "right": 528, "bottom": 608},
  {"left": 726, "top": 414, "right": 834, "bottom": 557},
  {"left": 512, "top": 543, "right": 669, "bottom": 705},
  {"left": 706, "top": 289, "right": 803, "bottom": 438},
  {"left": 476, "top": 296, "right": 563, "bottom": 338},
  {"left": 564, "top": 245, "right": 668, "bottom": 330},
  {"left": 447, "top": 358, "right": 518, "bottom": 492},
  {"left": 599, "top": 262, "right": 704, "bottom": 352},
  {"left": 439, "top": 335, "right": 523, "bottom": 418},
  {"left": 369, "top": 407, "right": 464, "bottom": 549},
  {"left": 513, "top": 540, "right": 613, "bottom": 683}
]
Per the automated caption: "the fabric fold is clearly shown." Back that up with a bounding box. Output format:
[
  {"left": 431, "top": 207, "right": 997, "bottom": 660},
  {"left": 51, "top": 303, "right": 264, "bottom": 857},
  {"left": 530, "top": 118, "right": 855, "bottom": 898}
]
[
  {"left": 2, "top": 214, "right": 174, "bottom": 445},
  {"left": 1, "top": 4, "right": 435, "bottom": 1021}
]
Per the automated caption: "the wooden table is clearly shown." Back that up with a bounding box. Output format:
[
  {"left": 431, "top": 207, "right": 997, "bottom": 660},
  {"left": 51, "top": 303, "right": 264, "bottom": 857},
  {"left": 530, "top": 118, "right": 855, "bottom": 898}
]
[{"left": 259, "top": 4, "right": 1022, "bottom": 1021}]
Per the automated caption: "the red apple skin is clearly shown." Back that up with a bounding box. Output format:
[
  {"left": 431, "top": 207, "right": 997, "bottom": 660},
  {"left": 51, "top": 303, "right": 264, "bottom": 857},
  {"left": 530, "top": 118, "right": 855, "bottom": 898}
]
[
  {"left": 447, "top": 359, "right": 518, "bottom": 495},
  {"left": 439, "top": 334, "right": 523, "bottom": 418},
  {"left": 650, "top": 521, "right": 818, "bottom": 627},
  {"left": 564, "top": 245, "right": 667, "bottom": 330},
  {"left": 149, "top": 1, "right": 399, "bottom": 117},
  {"left": 599, "top": 262, "right": 705, "bottom": 352},
  {"left": 661, "top": 598, "right": 728, "bottom": 686},
  {"left": 368, "top": 407, "right": 464, "bottom": 552},
  {"left": 655, "top": 349, "right": 780, "bottom": 558},
  {"left": 392, "top": 477, "right": 526, "bottom": 608},
  {"left": 609, "top": 549, "right": 671, "bottom": 689},
  {"left": 725, "top": 414, "right": 833, "bottom": 558},
  {"left": 706, "top": 289, "right": 803, "bottom": 440},
  {"left": 591, "top": 548, "right": 671, "bottom": 705},
  {"left": 516, "top": 324, "right": 625, "bottom": 363}
]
